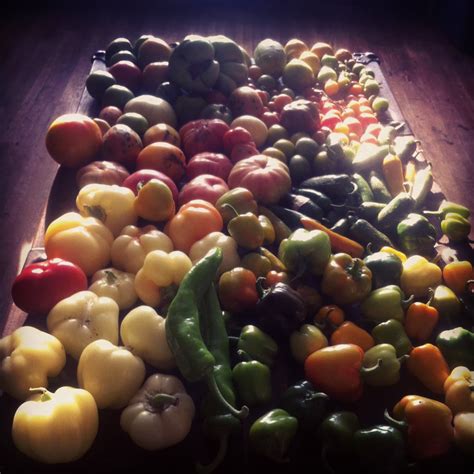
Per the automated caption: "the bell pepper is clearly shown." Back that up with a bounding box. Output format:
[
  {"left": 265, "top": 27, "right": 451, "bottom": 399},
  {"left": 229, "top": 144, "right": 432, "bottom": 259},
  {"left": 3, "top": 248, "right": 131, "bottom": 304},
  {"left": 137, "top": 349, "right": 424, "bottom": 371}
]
[
  {"left": 396, "top": 213, "right": 437, "bottom": 256},
  {"left": 441, "top": 212, "right": 471, "bottom": 242},
  {"left": 361, "top": 285, "right": 412, "bottom": 324},
  {"left": 0, "top": 326, "right": 66, "bottom": 400},
  {"left": 279, "top": 380, "right": 329, "bottom": 432},
  {"left": 165, "top": 199, "right": 223, "bottom": 254},
  {"left": 134, "top": 178, "right": 176, "bottom": 222},
  {"left": 189, "top": 231, "right": 240, "bottom": 276},
  {"left": 319, "top": 411, "right": 360, "bottom": 459},
  {"left": 237, "top": 325, "right": 278, "bottom": 367},
  {"left": 354, "top": 425, "right": 407, "bottom": 474},
  {"left": 120, "top": 305, "right": 175, "bottom": 369},
  {"left": 436, "top": 327, "right": 474, "bottom": 369},
  {"left": 304, "top": 344, "right": 364, "bottom": 402},
  {"left": 430, "top": 284, "right": 461, "bottom": 321},
  {"left": 404, "top": 300, "right": 439, "bottom": 342},
  {"left": 76, "top": 183, "right": 137, "bottom": 236},
  {"left": 443, "top": 260, "right": 474, "bottom": 295},
  {"left": 45, "top": 212, "right": 114, "bottom": 276},
  {"left": 361, "top": 343, "right": 408, "bottom": 387},
  {"left": 259, "top": 214, "right": 275, "bottom": 245},
  {"left": 78, "top": 339, "right": 146, "bottom": 409},
  {"left": 218, "top": 267, "right": 258, "bottom": 313},
  {"left": 215, "top": 187, "right": 258, "bottom": 223},
  {"left": 407, "top": 343, "right": 449, "bottom": 394},
  {"left": 241, "top": 252, "right": 272, "bottom": 278},
  {"left": 453, "top": 412, "right": 474, "bottom": 455},
  {"left": 314, "top": 305, "right": 345, "bottom": 328},
  {"left": 47, "top": 290, "right": 119, "bottom": 359},
  {"left": 232, "top": 350, "right": 272, "bottom": 406},
  {"left": 425, "top": 200, "right": 471, "bottom": 219},
  {"left": 363, "top": 251, "right": 403, "bottom": 288},
  {"left": 330, "top": 321, "right": 374, "bottom": 352},
  {"left": 111, "top": 224, "right": 173, "bottom": 274},
  {"left": 135, "top": 250, "right": 192, "bottom": 307},
  {"left": 89, "top": 267, "right": 137, "bottom": 310},
  {"left": 290, "top": 324, "right": 328, "bottom": 363},
  {"left": 321, "top": 253, "right": 372, "bottom": 305},
  {"left": 385, "top": 395, "right": 453, "bottom": 460},
  {"left": 256, "top": 282, "right": 306, "bottom": 338},
  {"left": 400, "top": 255, "right": 442, "bottom": 297},
  {"left": 371, "top": 318, "right": 412, "bottom": 357},
  {"left": 249, "top": 408, "right": 298, "bottom": 463},
  {"left": 12, "top": 386, "right": 98, "bottom": 463},
  {"left": 294, "top": 283, "right": 322, "bottom": 315},
  {"left": 226, "top": 207, "right": 265, "bottom": 250},
  {"left": 380, "top": 246, "right": 407, "bottom": 262},
  {"left": 120, "top": 373, "right": 195, "bottom": 450},
  {"left": 444, "top": 366, "right": 474, "bottom": 414},
  {"left": 278, "top": 228, "right": 331, "bottom": 276}
]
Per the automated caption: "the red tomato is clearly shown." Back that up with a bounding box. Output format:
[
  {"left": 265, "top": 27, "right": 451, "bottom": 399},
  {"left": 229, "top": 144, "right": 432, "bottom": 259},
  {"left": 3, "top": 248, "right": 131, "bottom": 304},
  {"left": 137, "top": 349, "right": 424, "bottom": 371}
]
[
  {"left": 256, "top": 90, "right": 270, "bottom": 106},
  {"left": 320, "top": 112, "right": 342, "bottom": 130},
  {"left": 359, "top": 113, "right": 379, "bottom": 129},
  {"left": 179, "top": 119, "right": 229, "bottom": 159},
  {"left": 343, "top": 117, "right": 363, "bottom": 137},
  {"left": 186, "top": 152, "right": 233, "bottom": 181},
  {"left": 273, "top": 94, "right": 293, "bottom": 112},
  {"left": 260, "top": 111, "right": 280, "bottom": 127},
  {"left": 12, "top": 258, "right": 88, "bottom": 315},
  {"left": 223, "top": 127, "right": 254, "bottom": 154},
  {"left": 230, "top": 142, "right": 259, "bottom": 164},
  {"left": 178, "top": 174, "right": 229, "bottom": 207}
]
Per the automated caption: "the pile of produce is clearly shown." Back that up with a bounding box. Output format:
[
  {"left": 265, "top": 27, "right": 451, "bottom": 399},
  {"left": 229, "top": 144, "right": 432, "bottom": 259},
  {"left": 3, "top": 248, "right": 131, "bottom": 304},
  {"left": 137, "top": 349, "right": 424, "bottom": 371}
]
[{"left": 2, "top": 34, "right": 474, "bottom": 472}]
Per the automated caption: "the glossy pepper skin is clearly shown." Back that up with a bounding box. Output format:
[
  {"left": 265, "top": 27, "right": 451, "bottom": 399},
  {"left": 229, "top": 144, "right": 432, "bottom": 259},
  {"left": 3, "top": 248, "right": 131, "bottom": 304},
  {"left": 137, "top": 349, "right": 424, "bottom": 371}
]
[
  {"left": 319, "top": 411, "right": 360, "bottom": 458},
  {"left": 361, "top": 285, "right": 412, "bottom": 324},
  {"left": 405, "top": 301, "right": 439, "bottom": 342},
  {"left": 278, "top": 228, "right": 331, "bottom": 276},
  {"left": 279, "top": 380, "right": 329, "bottom": 432},
  {"left": 361, "top": 344, "right": 407, "bottom": 387},
  {"left": 215, "top": 187, "right": 258, "bottom": 224},
  {"left": 227, "top": 209, "right": 265, "bottom": 250},
  {"left": 237, "top": 325, "right": 278, "bottom": 367},
  {"left": 371, "top": 319, "right": 413, "bottom": 357},
  {"left": 444, "top": 366, "right": 474, "bottom": 414},
  {"left": 400, "top": 255, "right": 442, "bottom": 298},
  {"left": 430, "top": 285, "right": 461, "bottom": 321},
  {"left": 218, "top": 267, "right": 258, "bottom": 313},
  {"left": 330, "top": 321, "right": 374, "bottom": 352},
  {"left": 363, "top": 251, "right": 403, "bottom": 288},
  {"left": 386, "top": 395, "right": 453, "bottom": 460},
  {"left": 442, "top": 260, "right": 473, "bottom": 295},
  {"left": 396, "top": 213, "right": 437, "bottom": 256},
  {"left": 321, "top": 253, "right": 372, "bottom": 305},
  {"left": 441, "top": 212, "right": 471, "bottom": 242},
  {"left": 249, "top": 409, "right": 298, "bottom": 463},
  {"left": 436, "top": 327, "right": 474, "bottom": 369}
]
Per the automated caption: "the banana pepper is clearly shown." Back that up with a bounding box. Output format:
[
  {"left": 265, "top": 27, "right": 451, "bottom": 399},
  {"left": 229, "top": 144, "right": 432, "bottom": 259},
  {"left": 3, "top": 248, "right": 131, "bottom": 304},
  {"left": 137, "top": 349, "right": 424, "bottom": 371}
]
[
  {"left": 89, "top": 267, "right": 137, "bottom": 310},
  {"left": 47, "top": 290, "right": 119, "bottom": 359},
  {"left": 444, "top": 366, "right": 474, "bottom": 414},
  {"left": 111, "top": 224, "right": 173, "bottom": 274},
  {"left": 45, "top": 212, "right": 114, "bottom": 276},
  {"left": 76, "top": 183, "right": 137, "bottom": 236},
  {"left": 0, "top": 326, "right": 66, "bottom": 400}
]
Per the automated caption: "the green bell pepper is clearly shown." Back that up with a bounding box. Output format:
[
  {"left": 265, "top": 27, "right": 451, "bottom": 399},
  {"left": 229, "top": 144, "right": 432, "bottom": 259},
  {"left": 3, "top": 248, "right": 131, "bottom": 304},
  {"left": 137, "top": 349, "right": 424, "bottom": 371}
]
[
  {"left": 249, "top": 409, "right": 298, "bottom": 463},
  {"left": 361, "top": 285, "right": 413, "bottom": 324},
  {"left": 431, "top": 285, "right": 461, "bottom": 321},
  {"left": 360, "top": 343, "right": 408, "bottom": 386},
  {"left": 425, "top": 200, "right": 471, "bottom": 219},
  {"left": 371, "top": 319, "right": 413, "bottom": 357},
  {"left": 441, "top": 212, "right": 471, "bottom": 242},
  {"left": 237, "top": 325, "right": 278, "bottom": 367},
  {"left": 364, "top": 251, "right": 403, "bottom": 288},
  {"left": 354, "top": 425, "right": 407, "bottom": 474},
  {"left": 279, "top": 380, "right": 329, "bottom": 432},
  {"left": 396, "top": 213, "right": 437, "bottom": 256},
  {"left": 278, "top": 228, "right": 331, "bottom": 276},
  {"left": 436, "top": 327, "right": 474, "bottom": 369}
]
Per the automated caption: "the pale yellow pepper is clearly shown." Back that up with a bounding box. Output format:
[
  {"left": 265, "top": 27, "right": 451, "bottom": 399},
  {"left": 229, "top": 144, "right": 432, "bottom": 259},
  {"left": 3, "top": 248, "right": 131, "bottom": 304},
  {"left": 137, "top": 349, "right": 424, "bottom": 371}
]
[
  {"left": 89, "top": 267, "right": 137, "bottom": 310},
  {"left": 47, "top": 290, "right": 119, "bottom": 360},
  {"left": 400, "top": 255, "right": 442, "bottom": 297},
  {"left": 289, "top": 324, "right": 328, "bottom": 363},
  {"left": 12, "top": 386, "right": 98, "bottom": 463},
  {"left": 76, "top": 183, "right": 137, "bottom": 236},
  {"left": 77, "top": 339, "right": 145, "bottom": 409},
  {"left": 444, "top": 366, "right": 474, "bottom": 414},
  {"left": 111, "top": 224, "right": 174, "bottom": 274},
  {"left": 0, "top": 326, "right": 66, "bottom": 400},
  {"left": 380, "top": 246, "right": 407, "bottom": 263},
  {"left": 45, "top": 212, "right": 113, "bottom": 276},
  {"left": 454, "top": 412, "right": 474, "bottom": 455}
]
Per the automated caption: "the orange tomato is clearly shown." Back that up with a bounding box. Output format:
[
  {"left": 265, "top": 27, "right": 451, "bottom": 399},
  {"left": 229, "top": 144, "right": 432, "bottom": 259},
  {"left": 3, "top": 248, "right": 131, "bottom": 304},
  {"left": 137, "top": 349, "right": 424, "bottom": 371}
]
[
  {"left": 143, "top": 123, "right": 180, "bottom": 147},
  {"left": 46, "top": 114, "right": 102, "bottom": 168},
  {"left": 349, "top": 83, "right": 363, "bottom": 95},
  {"left": 324, "top": 79, "right": 340, "bottom": 97},
  {"left": 136, "top": 142, "right": 186, "bottom": 183}
]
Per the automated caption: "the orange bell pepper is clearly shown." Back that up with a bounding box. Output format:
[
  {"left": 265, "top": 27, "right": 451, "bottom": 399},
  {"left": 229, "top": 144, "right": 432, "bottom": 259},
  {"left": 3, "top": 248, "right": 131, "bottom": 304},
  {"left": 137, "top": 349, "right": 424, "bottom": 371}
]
[
  {"left": 385, "top": 395, "right": 453, "bottom": 460},
  {"left": 406, "top": 343, "right": 449, "bottom": 394},
  {"left": 330, "top": 321, "right": 374, "bottom": 352},
  {"left": 165, "top": 199, "right": 223, "bottom": 254},
  {"left": 304, "top": 344, "right": 364, "bottom": 402},
  {"left": 404, "top": 301, "right": 439, "bottom": 342},
  {"left": 442, "top": 260, "right": 474, "bottom": 295},
  {"left": 314, "top": 305, "right": 345, "bottom": 328}
]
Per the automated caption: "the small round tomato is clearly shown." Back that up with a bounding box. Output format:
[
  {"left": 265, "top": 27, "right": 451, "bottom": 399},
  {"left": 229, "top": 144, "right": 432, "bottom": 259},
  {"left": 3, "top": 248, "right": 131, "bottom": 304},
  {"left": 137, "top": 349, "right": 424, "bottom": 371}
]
[
  {"left": 343, "top": 117, "right": 363, "bottom": 137},
  {"left": 359, "top": 112, "right": 379, "bottom": 129},
  {"left": 320, "top": 112, "right": 341, "bottom": 129},
  {"left": 223, "top": 127, "right": 254, "bottom": 154},
  {"left": 349, "top": 83, "right": 363, "bottom": 95},
  {"left": 261, "top": 111, "right": 280, "bottom": 128},
  {"left": 273, "top": 94, "right": 293, "bottom": 112}
]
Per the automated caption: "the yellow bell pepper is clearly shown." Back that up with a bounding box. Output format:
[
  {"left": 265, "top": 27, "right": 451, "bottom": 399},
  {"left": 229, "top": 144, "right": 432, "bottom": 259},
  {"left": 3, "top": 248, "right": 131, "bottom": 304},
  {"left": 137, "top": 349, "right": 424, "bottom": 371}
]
[
  {"left": 77, "top": 339, "right": 145, "bottom": 409},
  {"left": 12, "top": 386, "right": 98, "bottom": 463},
  {"left": 454, "top": 412, "right": 474, "bottom": 455},
  {"left": 120, "top": 373, "right": 195, "bottom": 450},
  {"left": 444, "top": 366, "right": 474, "bottom": 414},
  {"left": 111, "top": 224, "right": 174, "bottom": 274},
  {"left": 76, "top": 183, "right": 137, "bottom": 237},
  {"left": 400, "top": 255, "right": 442, "bottom": 297},
  {"left": 47, "top": 290, "right": 119, "bottom": 360},
  {"left": 134, "top": 179, "right": 176, "bottom": 222},
  {"left": 135, "top": 250, "right": 192, "bottom": 307},
  {"left": 189, "top": 231, "right": 240, "bottom": 275},
  {"left": 0, "top": 326, "right": 66, "bottom": 400},
  {"left": 45, "top": 212, "right": 114, "bottom": 276},
  {"left": 89, "top": 267, "right": 137, "bottom": 310},
  {"left": 380, "top": 246, "right": 407, "bottom": 263},
  {"left": 120, "top": 306, "right": 175, "bottom": 369}
]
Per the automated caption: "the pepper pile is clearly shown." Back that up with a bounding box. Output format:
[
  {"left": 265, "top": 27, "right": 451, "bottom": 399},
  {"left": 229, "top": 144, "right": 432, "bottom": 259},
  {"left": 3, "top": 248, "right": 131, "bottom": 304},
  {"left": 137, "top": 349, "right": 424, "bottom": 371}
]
[{"left": 2, "top": 34, "right": 474, "bottom": 473}]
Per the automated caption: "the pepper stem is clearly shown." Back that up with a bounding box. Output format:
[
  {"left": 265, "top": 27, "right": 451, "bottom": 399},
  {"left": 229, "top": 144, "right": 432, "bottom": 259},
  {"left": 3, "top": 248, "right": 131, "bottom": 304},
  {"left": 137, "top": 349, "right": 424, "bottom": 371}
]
[
  {"left": 196, "top": 435, "right": 229, "bottom": 474},
  {"left": 426, "top": 288, "right": 435, "bottom": 306},
  {"left": 221, "top": 203, "right": 240, "bottom": 218},
  {"left": 29, "top": 387, "right": 52, "bottom": 402},
  {"left": 237, "top": 349, "right": 252, "bottom": 362},
  {"left": 206, "top": 374, "right": 249, "bottom": 420},
  {"left": 105, "top": 270, "right": 118, "bottom": 285},
  {"left": 84, "top": 205, "right": 106, "bottom": 222},
  {"left": 149, "top": 393, "right": 178, "bottom": 411},
  {"left": 401, "top": 294, "right": 415, "bottom": 309},
  {"left": 383, "top": 409, "right": 408, "bottom": 431},
  {"left": 397, "top": 355, "right": 410, "bottom": 364},
  {"left": 360, "top": 358, "right": 383, "bottom": 374}
]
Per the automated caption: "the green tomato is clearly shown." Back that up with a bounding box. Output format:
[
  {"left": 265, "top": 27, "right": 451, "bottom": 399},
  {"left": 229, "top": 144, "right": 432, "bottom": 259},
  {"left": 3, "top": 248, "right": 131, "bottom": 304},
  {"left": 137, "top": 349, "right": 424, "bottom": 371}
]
[{"left": 273, "top": 139, "right": 296, "bottom": 159}]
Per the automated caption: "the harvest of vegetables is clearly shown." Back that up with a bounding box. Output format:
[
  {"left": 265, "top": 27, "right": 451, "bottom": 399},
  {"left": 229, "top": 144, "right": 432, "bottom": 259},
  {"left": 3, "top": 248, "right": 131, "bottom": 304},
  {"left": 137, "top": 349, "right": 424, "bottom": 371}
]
[{"left": 1, "top": 33, "right": 474, "bottom": 474}]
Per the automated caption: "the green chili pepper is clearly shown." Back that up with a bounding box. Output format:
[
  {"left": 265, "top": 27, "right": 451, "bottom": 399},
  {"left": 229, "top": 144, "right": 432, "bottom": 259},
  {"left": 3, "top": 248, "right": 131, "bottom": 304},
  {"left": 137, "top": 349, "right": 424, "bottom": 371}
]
[
  {"left": 354, "top": 201, "right": 386, "bottom": 222},
  {"left": 377, "top": 192, "right": 416, "bottom": 232},
  {"left": 396, "top": 213, "right": 437, "bottom": 256},
  {"left": 369, "top": 170, "right": 391, "bottom": 203},
  {"left": 232, "top": 350, "right": 272, "bottom": 406},
  {"left": 411, "top": 166, "right": 433, "bottom": 209},
  {"left": 436, "top": 327, "right": 474, "bottom": 369},
  {"left": 364, "top": 251, "right": 403, "bottom": 288},
  {"left": 279, "top": 380, "right": 329, "bottom": 432},
  {"left": 361, "top": 286, "right": 414, "bottom": 324},
  {"left": 249, "top": 409, "right": 298, "bottom": 463},
  {"left": 441, "top": 212, "right": 471, "bottom": 242},
  {"left": 349, "top": 218, "right": 394, "bottom": 250},
  {"left": 371, "top": 319, "right": 413, "bottom": 357},
  {"left": 237, "top": 325, "right": 278, "bottom": 367},
  {"left": 360, "top": 344, "right": 408, "bottom": 386},
  {"left": 431, "top": 284, "right": 461, "bottom": 321},
  {"left": 352, "top": 173, "right": 374, "bottom": 202}
]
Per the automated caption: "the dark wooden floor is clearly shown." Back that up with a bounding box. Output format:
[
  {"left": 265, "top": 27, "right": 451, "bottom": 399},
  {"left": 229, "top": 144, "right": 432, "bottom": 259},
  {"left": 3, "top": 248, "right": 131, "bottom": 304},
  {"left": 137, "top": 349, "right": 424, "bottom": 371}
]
[{"left": 0, "top": 5, "right": 473, "bottom": 329}]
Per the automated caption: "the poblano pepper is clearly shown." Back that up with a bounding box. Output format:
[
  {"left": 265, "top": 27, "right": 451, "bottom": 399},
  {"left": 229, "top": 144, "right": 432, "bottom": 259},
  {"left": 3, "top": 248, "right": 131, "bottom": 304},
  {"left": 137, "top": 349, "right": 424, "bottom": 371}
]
[
  {"left": 436, "top": 327, "right": 474, "bottom": 369},
  {"left": 237, "top": 325, "right": 278, "bottom": 367},
  {"left": 396, "top": 213, "right": 437, "bottom": 256},
  {"left": 360, "top": 343, "right": 408, "bottom": 386},
  {"left": 371, "top": 319, "right": 413, "bottom": 357},
  {"left": 364, "top": 251, "right": 403, "bottom": 288},
  {"left": 361, "top": 285, "right": 414, "bottom": 324}
]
